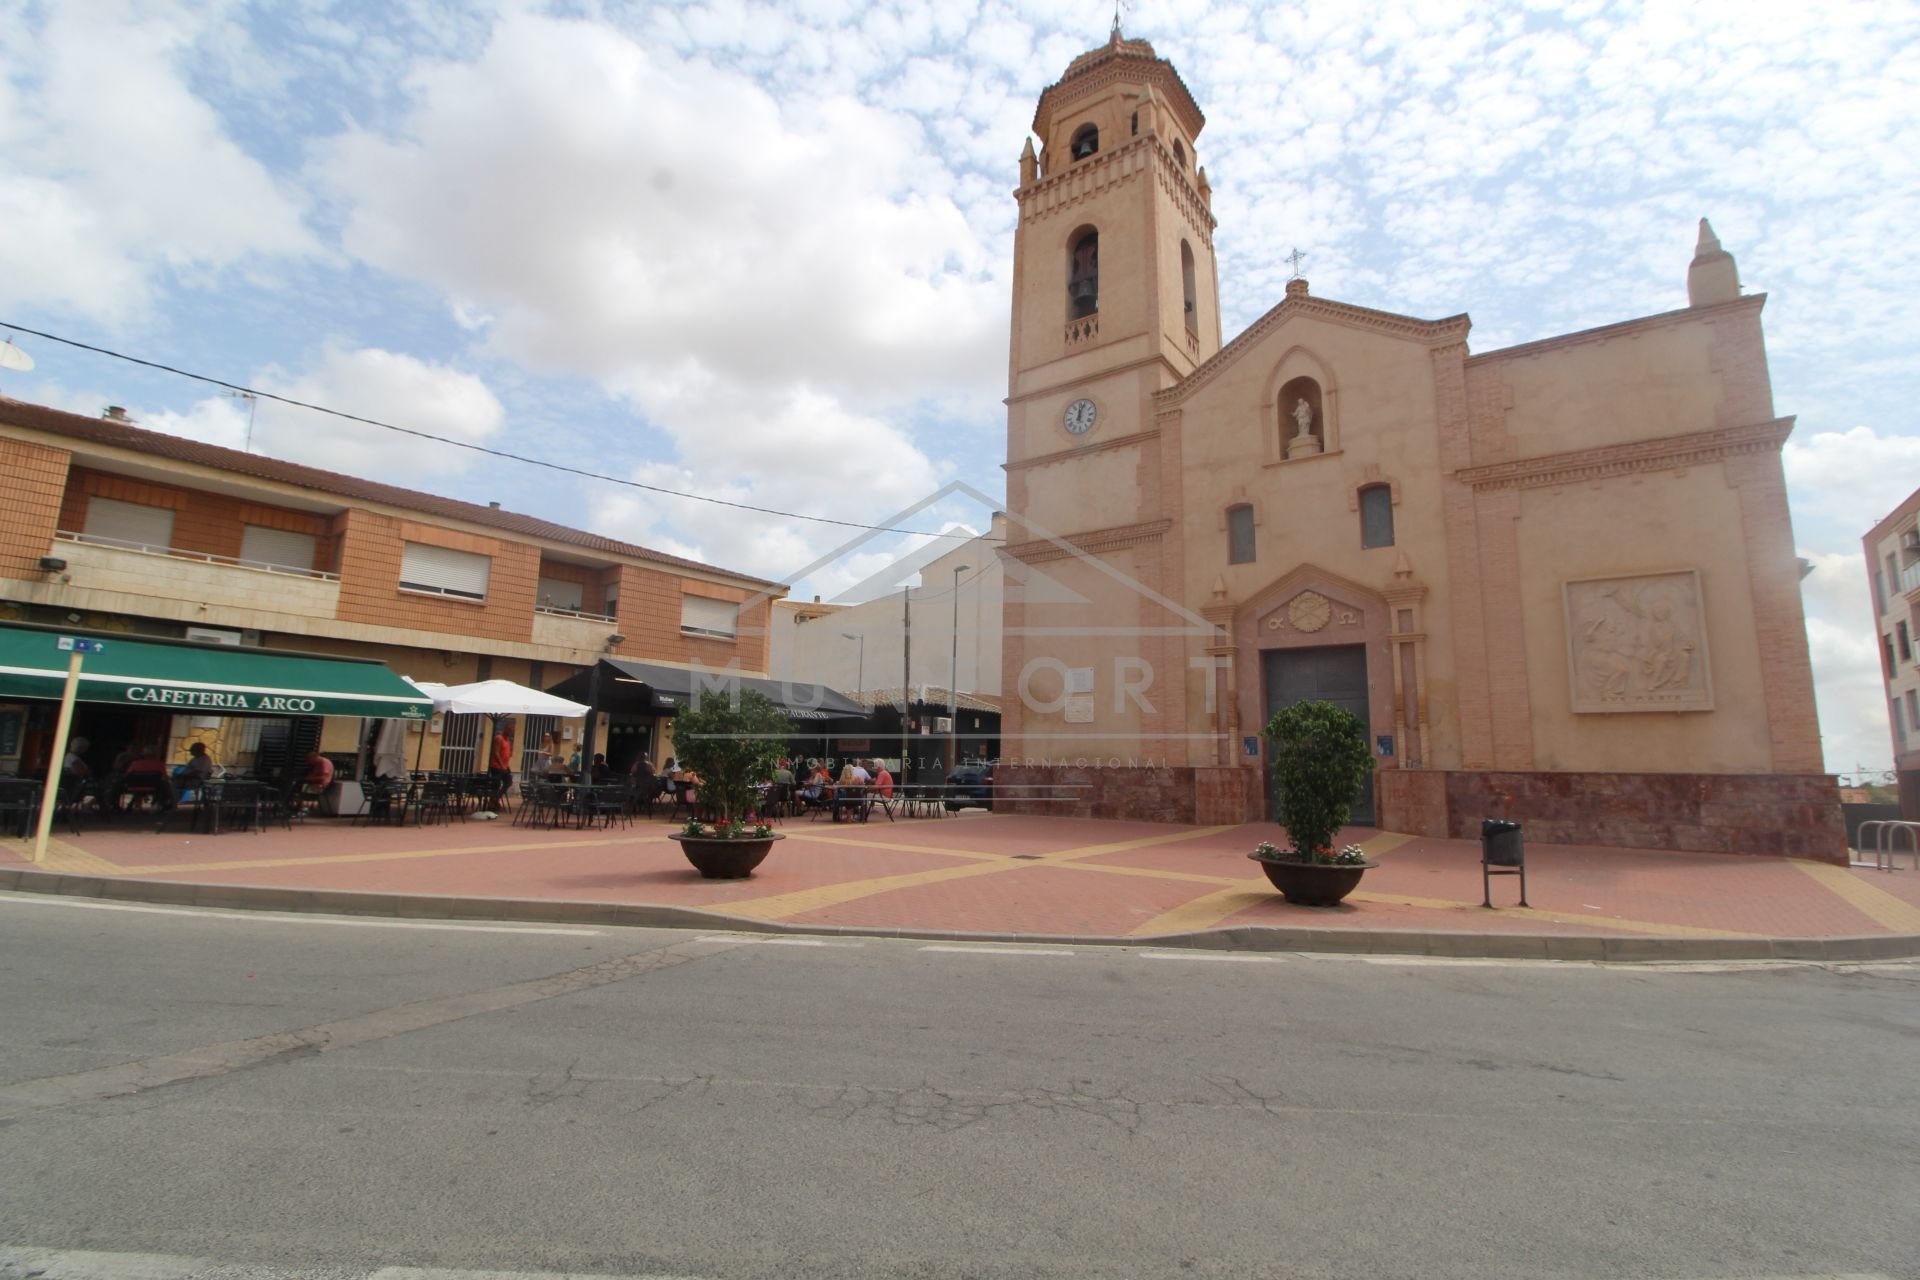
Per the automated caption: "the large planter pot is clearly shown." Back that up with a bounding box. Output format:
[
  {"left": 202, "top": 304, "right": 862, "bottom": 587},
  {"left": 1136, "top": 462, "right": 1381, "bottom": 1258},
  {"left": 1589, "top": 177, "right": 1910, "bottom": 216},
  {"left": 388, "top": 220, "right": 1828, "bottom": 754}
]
[
  {"left": 671, "top": 832, "right": 783, "bottom": 880},
  {"left": 1249, "top": 853, "right": 1377, "bottom": 906}
]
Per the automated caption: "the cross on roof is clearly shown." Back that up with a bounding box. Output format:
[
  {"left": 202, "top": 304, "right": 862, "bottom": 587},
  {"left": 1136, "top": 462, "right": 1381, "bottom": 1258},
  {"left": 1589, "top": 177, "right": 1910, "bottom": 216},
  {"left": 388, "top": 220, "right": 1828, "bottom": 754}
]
[{"left": 1286, "top": 247, "right": 1307, "bottom": 280}]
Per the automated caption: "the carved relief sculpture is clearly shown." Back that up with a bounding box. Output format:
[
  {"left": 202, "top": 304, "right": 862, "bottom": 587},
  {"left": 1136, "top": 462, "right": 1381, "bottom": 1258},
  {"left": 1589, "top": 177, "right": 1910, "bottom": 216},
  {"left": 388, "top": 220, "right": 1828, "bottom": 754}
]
[
  {"left": 1563, "top": 570, "right": 1713, "bottom": 713},
  {"left": 1287, "top": 590, "right": 1333, "bottom": 633}
]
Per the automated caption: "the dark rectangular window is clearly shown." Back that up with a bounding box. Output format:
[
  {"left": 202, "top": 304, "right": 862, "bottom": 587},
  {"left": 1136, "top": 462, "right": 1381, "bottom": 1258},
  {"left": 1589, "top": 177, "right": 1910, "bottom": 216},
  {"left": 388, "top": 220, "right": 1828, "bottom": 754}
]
[
  {"left": 1360, "top": 486, "right": 1395, "bottom": 548},
  {"left": 1899, "top": 622, "right": 1911, "bottom": 663},
  {"left": 1886, "top": 635, "right": 1899, "bottom": 678},
  {"left": 1876, "top": 570, "right": 1888, "bottom": 614},
  {"left": 1227, "top": 506, "right": 1255, "bottom": 565}
]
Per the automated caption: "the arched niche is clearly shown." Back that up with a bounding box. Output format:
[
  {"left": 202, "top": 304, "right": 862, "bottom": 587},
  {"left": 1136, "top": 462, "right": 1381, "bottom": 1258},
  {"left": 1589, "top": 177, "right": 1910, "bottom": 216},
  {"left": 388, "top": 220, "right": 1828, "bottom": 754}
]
[{"left": 1261, "top": 346, "right": 1341, "bottom": 465}]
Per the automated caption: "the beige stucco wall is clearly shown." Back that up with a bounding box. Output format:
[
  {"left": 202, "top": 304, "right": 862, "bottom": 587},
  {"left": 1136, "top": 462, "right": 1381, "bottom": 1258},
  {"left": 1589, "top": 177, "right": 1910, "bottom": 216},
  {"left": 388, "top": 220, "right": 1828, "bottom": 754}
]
[
  {"left": 1172, "top": 315, "right": 1462, "bottom": 768},
  {"left": 1496, "top": 322, "right": 1724, "bottom": 458},
  {"left": 1513, "top": 469, "right": 1771, "bottom": 771}
]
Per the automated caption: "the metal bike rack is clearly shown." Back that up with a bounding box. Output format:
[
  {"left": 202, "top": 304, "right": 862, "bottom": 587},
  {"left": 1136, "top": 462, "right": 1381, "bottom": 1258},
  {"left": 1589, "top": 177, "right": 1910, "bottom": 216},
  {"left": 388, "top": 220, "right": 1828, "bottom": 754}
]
[{"left": 1855, "top": 820, "right": 1920, "bottom": 872}]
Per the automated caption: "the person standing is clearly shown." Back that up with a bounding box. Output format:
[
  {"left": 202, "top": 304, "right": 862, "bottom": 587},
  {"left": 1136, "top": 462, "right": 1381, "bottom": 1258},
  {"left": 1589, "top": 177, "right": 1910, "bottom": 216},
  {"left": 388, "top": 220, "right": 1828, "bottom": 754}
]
[{"left": 488, "top": 721, "right": 515, "bottom": 808}]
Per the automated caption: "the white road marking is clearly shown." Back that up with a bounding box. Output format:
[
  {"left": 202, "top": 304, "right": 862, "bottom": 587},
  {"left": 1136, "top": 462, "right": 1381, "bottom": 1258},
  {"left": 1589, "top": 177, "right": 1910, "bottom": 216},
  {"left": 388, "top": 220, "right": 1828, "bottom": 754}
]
[
  {"left": 1139, "top": 950, "right": 1286, "bottom": 963},
  {"left": 0, "top": 1247, "right": 720, "bottom": 1279},
  {"left": 919, "top": 944, "right": 1075, "bottom": 956},
  {"left": 0, "top": 893, "right": 601, "bottom": 936},
  {"left": 694, "top": 934, "right": 863, "bottom": 947}
]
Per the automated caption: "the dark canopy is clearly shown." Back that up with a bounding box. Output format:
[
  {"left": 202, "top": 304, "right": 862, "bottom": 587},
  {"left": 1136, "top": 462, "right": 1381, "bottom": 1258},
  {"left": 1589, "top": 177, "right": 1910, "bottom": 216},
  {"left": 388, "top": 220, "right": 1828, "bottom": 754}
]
[{"left": 546, "top": 658, "right": 865, "bottom": 722}]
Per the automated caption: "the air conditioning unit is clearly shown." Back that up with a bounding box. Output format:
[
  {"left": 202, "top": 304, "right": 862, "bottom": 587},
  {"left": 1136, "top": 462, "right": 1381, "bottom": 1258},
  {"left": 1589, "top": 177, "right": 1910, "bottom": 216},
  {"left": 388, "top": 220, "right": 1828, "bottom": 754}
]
[{"left": 1903, "top": 530, "right": 1920, "bottom": 552}]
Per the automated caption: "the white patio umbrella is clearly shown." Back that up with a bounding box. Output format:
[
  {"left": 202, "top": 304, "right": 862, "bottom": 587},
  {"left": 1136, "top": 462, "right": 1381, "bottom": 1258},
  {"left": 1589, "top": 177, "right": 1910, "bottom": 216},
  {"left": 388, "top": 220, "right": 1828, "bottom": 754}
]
[
  {"left": 371, "top": 717, "right": 409, "bottom": 780},
  {"left": 425, "top": 679, "right": 590, "bottom": 718},
  {"left": 409, "top": 679, "right": 593, "bottom": 793}
]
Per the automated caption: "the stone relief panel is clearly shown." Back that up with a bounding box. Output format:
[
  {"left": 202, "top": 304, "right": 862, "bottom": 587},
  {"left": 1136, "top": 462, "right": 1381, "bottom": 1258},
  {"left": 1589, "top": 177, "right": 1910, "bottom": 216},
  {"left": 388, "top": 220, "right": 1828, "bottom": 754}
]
[{"left": 1563, "top": 570, "right": 1713, "bottom": 713}]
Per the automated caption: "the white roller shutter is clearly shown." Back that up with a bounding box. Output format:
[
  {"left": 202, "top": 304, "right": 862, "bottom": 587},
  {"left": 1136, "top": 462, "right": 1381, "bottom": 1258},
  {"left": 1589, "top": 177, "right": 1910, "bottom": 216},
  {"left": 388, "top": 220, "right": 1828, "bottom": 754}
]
[
  {"left": 240, "top": 525, "right": 318, "bottom": 573},
  {"left": 400, "top": 542, "right": 491, "bottom": 600},
  {"left": 83, "top": 497, "right": 175, "bottom": 550},
  {"left": 681, "top": 594, "right": 737, "bottom": 638}
]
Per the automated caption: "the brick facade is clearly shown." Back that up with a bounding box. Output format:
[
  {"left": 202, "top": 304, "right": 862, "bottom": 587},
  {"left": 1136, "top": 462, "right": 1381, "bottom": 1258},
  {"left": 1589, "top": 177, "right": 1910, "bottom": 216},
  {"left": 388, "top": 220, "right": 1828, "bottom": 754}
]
[
  {"left": 0, "top": 403, "right": 777, "bottom": 680},
  {"left": 0, "top": 438, "right": 72, "bottom": 580},
  {"left": 998, "top": 762, "right": 1254, "bottom": 825}
]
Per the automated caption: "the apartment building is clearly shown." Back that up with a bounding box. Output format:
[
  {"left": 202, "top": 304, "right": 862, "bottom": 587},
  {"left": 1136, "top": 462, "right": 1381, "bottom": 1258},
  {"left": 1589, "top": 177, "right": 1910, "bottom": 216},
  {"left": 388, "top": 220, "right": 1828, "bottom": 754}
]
[
  {"left": 1864, "top": 488, "right": 1920, "bottom": 817},
  {"left": 0, "top": 396, "right": 780, "bottom": 781}
]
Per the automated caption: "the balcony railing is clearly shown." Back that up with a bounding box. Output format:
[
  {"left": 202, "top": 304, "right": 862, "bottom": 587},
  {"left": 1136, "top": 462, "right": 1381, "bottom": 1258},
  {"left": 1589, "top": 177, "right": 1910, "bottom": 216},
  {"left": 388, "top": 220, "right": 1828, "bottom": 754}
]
[
  {"left": 1900, "top": 559, "right": 1920, "bottom": 595},
  {"left": 535, "top": 603, "right": 616, "bottom": 623},
  {"left": 55, "top": 530, "right": 339, "bottom": 581}
]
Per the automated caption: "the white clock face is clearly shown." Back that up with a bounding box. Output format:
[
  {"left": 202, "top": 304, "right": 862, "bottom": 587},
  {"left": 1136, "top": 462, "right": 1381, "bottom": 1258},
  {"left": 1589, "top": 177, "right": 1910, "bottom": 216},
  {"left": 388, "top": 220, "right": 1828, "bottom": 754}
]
[{"left": 1063, "top": 398, "right": 1098, "bottom": 435}]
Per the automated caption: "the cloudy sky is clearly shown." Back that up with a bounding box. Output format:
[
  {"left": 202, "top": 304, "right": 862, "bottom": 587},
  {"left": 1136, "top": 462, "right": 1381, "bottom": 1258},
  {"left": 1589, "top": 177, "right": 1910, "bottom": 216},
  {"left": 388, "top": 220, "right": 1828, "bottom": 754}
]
[{"left": 1, "top": 0, "right": 1914, "bottom": 775}]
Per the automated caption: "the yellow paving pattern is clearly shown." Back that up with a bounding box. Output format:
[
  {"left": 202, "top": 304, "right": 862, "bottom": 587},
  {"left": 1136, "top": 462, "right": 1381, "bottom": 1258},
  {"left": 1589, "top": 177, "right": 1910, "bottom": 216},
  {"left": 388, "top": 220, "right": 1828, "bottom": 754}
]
[
  {"left": 1128, "top": 832, "right": 1415, "bottom": 935},
  {"left": 6, "top": 823, "right": 1912, "bottom": 942},
  {"left": 724, "top": 825, "right": 1236, "bottom": 922},
  {"left": 5, "top": 837, "right": 124, "bottom": 876},
  {"left": 1792, "top": 859, "right": 1920, "bottom": 933},
  {"left": 95, "top": 833, "right": 670, "bottom": 877}
]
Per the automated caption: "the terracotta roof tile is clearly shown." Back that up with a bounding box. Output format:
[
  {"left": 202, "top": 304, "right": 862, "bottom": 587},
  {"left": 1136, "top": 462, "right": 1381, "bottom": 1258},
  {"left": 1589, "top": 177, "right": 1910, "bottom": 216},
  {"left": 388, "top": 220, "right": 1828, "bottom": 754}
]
[{"left": 0, "top": 397, "right": 781, "bottom": 587}]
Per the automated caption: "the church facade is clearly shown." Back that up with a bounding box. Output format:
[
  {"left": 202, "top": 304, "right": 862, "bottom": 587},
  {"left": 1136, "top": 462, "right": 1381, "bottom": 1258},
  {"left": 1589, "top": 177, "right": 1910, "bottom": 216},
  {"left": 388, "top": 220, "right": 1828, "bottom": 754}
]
[{"left": 995, "top": 34, "right": 1841, "bottom": 858}]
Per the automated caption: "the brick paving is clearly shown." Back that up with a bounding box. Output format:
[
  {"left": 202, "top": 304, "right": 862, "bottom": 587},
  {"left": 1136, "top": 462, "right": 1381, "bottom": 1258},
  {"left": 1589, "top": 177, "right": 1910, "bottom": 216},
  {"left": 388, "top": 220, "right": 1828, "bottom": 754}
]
[{"left": 4, "top": 808, "right": 1918, "bottom": 948}]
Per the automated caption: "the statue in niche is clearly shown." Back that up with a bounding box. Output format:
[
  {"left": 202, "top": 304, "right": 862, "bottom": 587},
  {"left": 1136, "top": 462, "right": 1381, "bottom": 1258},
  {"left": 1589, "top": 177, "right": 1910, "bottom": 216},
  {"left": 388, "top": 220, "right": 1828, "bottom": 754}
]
[{"left": 1291, "top": 397, "right": 1314, "bottom": 439}]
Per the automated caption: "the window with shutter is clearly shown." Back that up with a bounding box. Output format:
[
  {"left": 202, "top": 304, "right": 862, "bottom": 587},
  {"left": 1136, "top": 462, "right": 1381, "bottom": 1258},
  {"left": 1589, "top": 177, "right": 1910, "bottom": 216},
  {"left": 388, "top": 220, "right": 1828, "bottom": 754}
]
[
  {"left": 83, "top": 497, "right": 175, "bottom": 550},
  {"left": 681, "top": 594, "right": 737, "bottom": 638},
  {"left": 399, "top": 542, "right": 491, "bottom": 600},
  {"left": 536, "top": 577, "right": 586, "bottom": 611},
  {"left": 239, "top": 525, "right": 318, "bottom": 573}
]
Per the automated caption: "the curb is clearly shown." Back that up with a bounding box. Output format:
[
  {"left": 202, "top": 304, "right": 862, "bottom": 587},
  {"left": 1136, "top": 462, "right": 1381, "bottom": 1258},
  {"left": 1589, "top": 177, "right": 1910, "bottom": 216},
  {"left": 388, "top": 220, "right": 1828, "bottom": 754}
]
[{"left": 2, "top": 865, "right": 1916, "bottom": 964}]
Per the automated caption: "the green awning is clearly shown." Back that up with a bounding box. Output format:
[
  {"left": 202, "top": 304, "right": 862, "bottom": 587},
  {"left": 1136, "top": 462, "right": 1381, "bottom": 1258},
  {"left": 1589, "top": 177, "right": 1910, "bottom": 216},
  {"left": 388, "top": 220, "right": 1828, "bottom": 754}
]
[{"left": 0, "top": 625, "right": 434, "bottom": 719}]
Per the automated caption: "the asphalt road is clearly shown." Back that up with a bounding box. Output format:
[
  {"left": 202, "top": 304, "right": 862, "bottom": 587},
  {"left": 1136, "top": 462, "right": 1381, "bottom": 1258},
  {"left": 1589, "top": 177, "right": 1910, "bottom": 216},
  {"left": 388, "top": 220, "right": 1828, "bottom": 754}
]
[{"left": 0, "top": 891, "right": 1914, "bottom": 1280}]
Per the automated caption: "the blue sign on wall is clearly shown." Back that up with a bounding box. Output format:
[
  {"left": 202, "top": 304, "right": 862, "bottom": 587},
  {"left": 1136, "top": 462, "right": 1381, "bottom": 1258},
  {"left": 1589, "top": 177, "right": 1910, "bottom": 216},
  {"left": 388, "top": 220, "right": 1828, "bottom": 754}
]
[{"left": 1243, "top": 736, "right": 1260, "bottom": 757}]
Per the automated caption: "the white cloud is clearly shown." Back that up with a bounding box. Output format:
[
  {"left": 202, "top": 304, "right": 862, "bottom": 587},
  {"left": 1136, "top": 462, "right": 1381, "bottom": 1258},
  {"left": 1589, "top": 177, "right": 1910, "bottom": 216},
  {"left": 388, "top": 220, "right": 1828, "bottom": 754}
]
[
  {"left": 1799, "top": 549, "right": 1893, "bottom": 775},
  {"left": 315, "top": 14, "right": 1005, "bottom": 404},
  {"left": 1785, "top": 426, "right": 1920, "bottom": 542},
  {"left": 0, "top": 0, "right": 315, "bottom": 324},
  {"left": 248, "top": 346, "right": 505, "bottom": 479}
]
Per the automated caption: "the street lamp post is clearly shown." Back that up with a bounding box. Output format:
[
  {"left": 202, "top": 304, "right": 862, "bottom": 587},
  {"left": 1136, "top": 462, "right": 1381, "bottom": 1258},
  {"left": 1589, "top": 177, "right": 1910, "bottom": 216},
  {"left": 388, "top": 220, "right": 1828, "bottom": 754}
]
[
  {"left": 948, "top": 564, "right": 970, "bottom": 775},
  {"left": 840, "top": 631, "right": 865, "bottom": 696}
]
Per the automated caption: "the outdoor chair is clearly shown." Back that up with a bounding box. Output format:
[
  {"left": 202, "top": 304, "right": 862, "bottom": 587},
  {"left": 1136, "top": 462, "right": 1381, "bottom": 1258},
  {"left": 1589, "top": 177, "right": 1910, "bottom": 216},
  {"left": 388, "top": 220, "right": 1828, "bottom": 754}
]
[
  {"left": 0, "top": 777, "right": 42, "bottom": 838},
  {"left": 212, "top": 779, "right": 265, "bottom": 834},
  {"left": 866, "top": 787, "right": 898, "bottom": 822},
  {"left": 411, "top": 780, "right": 453, "bottom": 827},
  {"left": 588, "top": 784, "right": 630, "bottom": 829}
]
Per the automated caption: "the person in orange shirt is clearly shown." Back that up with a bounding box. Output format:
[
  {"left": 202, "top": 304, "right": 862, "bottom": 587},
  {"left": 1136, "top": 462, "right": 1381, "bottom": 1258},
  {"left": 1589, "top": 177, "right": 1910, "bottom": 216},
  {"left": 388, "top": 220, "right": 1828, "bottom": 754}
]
[
  {"left": 869, "top": 759, "right": 895, "bottom": 799},
  {"left": 487, "top": 721, "right": 515, "bottom": 808}
]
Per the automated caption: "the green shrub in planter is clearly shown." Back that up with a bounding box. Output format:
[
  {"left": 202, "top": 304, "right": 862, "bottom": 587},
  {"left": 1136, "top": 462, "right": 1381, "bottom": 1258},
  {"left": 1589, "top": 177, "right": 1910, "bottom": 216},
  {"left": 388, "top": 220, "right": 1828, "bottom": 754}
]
[
  {"left": 1263, "top": 699, "right": 1375, "bottom": 859},
  {"left": 670, "top": 688, "right": 788, "bottom": 834}
]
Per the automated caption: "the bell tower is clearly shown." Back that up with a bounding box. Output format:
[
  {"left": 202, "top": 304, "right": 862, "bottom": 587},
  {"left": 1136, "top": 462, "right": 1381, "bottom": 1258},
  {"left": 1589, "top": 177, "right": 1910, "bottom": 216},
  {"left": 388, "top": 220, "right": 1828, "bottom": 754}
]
[{"left": 1005, "top": 30, "right": 1221, "bottom": 475}]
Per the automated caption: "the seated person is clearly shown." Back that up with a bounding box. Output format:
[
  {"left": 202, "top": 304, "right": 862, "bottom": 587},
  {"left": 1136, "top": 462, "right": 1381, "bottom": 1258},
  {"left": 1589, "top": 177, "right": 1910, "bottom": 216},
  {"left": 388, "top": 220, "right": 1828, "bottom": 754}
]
[
  {"left": 589, "top": 753, "right": 613, "bottom": 783},
  {"left": 121, "top": 745, "right": 177, "bottom": 811},
  {"left": 61, "top": 736, "right": 91, "bottom": 780},
  {"left": 773, "top": 759, "right": 796, "bottom": 787},
  {"left": 833, "top": 759, "right": 871, "bottom": 821},
  {"left": 181, "top": 741, "right": 215, "bottom": 786},
  {"left": 301, "top": 751, "right": 335, "bottom": 795},
  {"left": 869, "top": 759, "right": 895, "bottom": 800}
]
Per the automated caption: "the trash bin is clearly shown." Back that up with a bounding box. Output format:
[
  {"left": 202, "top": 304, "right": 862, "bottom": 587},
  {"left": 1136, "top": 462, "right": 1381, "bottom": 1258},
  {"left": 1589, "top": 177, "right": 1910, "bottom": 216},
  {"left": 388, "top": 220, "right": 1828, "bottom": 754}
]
[{"left": 1481, "top": 818, "right": 1524, "bottom": 867}]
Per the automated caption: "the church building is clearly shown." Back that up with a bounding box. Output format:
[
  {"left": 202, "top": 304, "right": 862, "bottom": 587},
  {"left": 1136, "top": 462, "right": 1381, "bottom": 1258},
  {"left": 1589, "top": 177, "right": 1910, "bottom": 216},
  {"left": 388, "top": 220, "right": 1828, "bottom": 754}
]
[{"left": 995, "top": 32, "right": 1841, "bottom": 857}]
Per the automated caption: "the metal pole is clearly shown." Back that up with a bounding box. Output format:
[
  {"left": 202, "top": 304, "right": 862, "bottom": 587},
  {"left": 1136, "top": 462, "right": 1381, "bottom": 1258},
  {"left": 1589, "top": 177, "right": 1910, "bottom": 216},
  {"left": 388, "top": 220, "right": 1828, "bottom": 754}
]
[
  {"left": 948, "top": 564, "right": 970, "bottom": 776},
  {"left": 901, "top": 587, "right": 911, "bottom": 782},
  {"left": 32, "top": 651, "right": 84, "bottom": 863},
  {"left": 579, "top": 661, "right": 602, "bottom": 778}
]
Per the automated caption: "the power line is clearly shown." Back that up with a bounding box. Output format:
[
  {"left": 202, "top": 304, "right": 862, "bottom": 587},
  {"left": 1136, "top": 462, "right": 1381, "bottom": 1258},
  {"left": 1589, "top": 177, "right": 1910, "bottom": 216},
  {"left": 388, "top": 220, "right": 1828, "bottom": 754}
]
[{"left": 1, "top": 320, "right": 1003, "bottom": 543}]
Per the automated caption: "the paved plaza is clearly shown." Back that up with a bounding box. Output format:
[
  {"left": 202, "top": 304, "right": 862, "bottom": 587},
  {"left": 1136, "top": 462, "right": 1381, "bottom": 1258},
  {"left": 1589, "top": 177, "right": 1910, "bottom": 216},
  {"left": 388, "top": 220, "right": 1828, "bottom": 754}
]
[{"left": 5, "top": 807, "right": 1918, "bottom": 957}]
